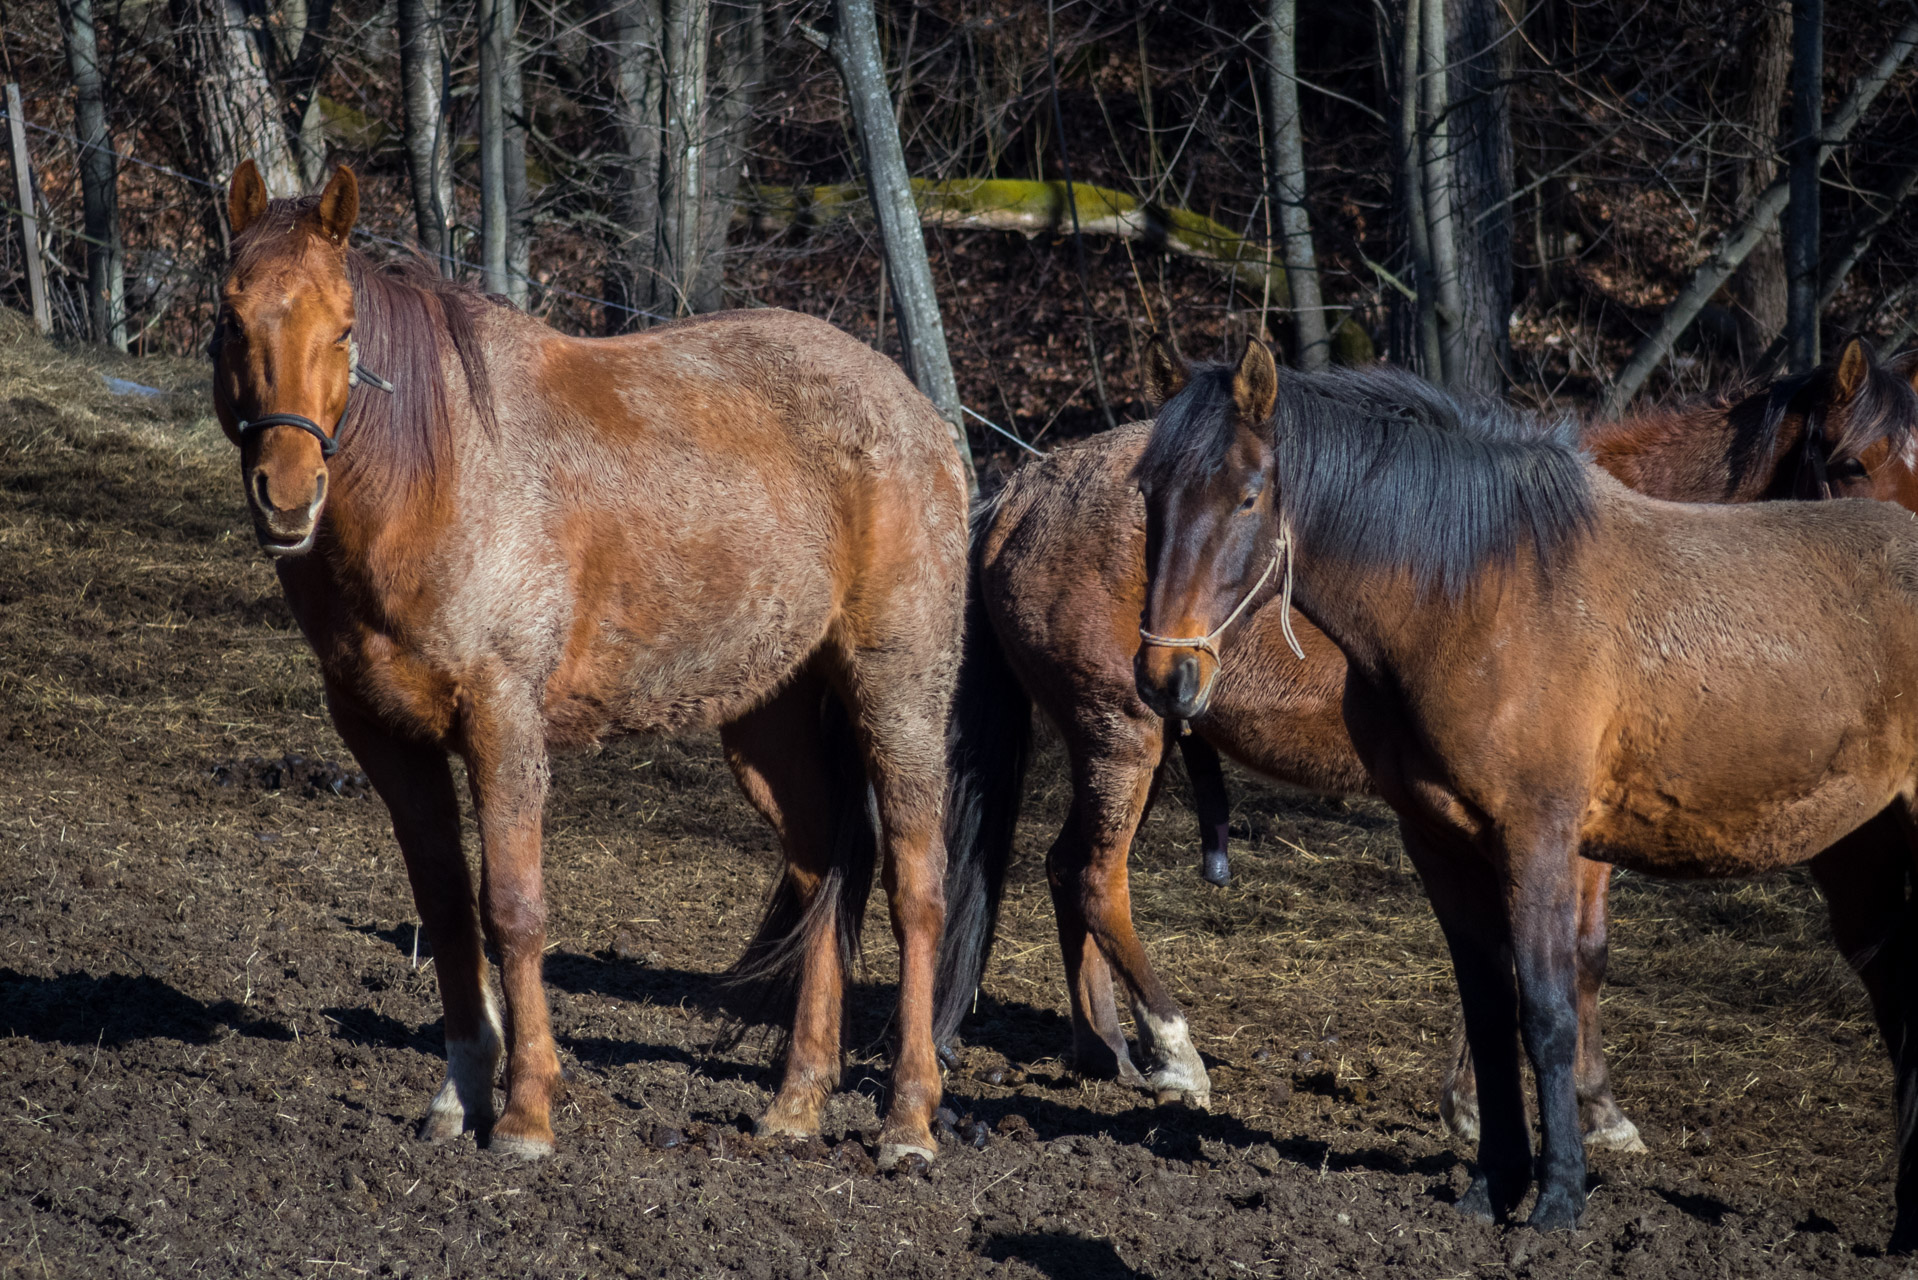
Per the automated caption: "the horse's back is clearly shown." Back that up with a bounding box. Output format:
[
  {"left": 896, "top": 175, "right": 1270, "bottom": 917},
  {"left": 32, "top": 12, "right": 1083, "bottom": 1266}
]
[
  {"left": 453, "top": 306, "right": 967, "bottom": 740},
  {"left": 1575, "top": 482, "right": 1918, "bottom": 870}
]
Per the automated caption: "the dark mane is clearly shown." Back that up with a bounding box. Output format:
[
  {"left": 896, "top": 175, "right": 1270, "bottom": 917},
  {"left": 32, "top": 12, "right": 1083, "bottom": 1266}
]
[
  {"left": 230, "top": 195, "right": 499, "bottom": 503},
  {"left": 1729, "top": 353, "right": 1918, "bottom": 491},
  {"left": 1137, "top": 362, "right": 1594, "bottom": 595}
]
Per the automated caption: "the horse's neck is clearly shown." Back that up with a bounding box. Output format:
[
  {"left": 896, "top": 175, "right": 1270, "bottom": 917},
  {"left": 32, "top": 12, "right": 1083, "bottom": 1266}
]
[
  {"left": 1591, "top": 399, "right": 1791, "bottom": 504},
  {"left": 1282, "top": 552, "right": 1426, "bottom": 678}
]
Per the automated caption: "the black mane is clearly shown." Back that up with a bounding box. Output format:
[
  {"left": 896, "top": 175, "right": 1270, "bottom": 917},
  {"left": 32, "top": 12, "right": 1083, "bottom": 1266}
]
[
  {"left": 1729, "top": 354, "right": 1918, "bottom": 493},
  {"left": 1136, "top": 362, "right": 1595, "bottom": 595}
]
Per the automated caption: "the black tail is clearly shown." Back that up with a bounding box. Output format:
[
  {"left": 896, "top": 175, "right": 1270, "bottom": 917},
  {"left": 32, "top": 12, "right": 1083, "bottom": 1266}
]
[
  {"left": 722, "top": 690, "right": 879, "bottom": 1048},
  {"left": 933, "top": 498, "right": 1035, "bottom": 1045}
]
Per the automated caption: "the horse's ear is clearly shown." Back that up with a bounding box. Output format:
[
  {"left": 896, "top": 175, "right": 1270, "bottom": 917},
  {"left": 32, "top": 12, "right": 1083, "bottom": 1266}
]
[
  {"left": 315, "top": 166, "right": 359, "bottom": 247},
  {"left": 1232, "top": 340, "right": 1279, "bottom": 426},
  {"left": 1890, "top": 347, "right": 1918, "bottom": 393},
  {"left": 1144, "top": 335, "right": 1187, "bottom": 409},
  {"left": 1835, "top": 336, "right": 1872, "bottom": 403},
  {"left": 228, "top": 160, "right": 268, "bottom": 238}
]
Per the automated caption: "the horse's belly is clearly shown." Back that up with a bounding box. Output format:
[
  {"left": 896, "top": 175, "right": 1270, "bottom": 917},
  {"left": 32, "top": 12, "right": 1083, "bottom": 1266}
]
[{"left": 1583, "top": 768, "right": 1902, "bottom": 876}]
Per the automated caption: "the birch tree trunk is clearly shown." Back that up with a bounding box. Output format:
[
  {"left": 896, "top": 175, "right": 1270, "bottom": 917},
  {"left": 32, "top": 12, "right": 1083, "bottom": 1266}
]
[
  {"left": 688, "top": 0, "right": 759, "bottom": 314},
  {"left": 602, "top": 0, "right": 665, "bottom": 327},
  {"left": 170, "top": 0, "right": 300, "bottom": 235},
  {"left": 502, "top": 0, "right": 530, "bottom": 308},
  {"left": 1786, "top": 0, "right": 1824, "bottom": 371},
  {"left": 1419, "top": 0, "right": 1466, "bottom": 386},
  {"left": 1392, "top": 0, "right": 1442, "bottom": 378},
  {"left": 818, "top": 0, "right": 976, "bottom": 491},
  {"left": 398, "top": 0, "right": 454, "bottom": 271},
  {"left": 1726, "top": 3, "right": 1791, "bottom": 364},
  {"left": 1266, "top": 0, "right": 1328, "bottom": 369},
  {"left": 660, "top": 0, "right": 711, "bottom": 316},
  {"left": 57, "top": 0, "right": 124, "bottom": 349}
]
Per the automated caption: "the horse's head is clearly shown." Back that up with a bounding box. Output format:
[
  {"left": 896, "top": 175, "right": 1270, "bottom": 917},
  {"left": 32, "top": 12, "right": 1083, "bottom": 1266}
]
[
  {"left": 211, "top": 161, "right": 362, "bottom": 557},
  {"left": 1786, "top": 336, "right": 1918, "bottom": 506},
  {"left": 1132, "top": 339, "right": 1282, "bottom": 721}
]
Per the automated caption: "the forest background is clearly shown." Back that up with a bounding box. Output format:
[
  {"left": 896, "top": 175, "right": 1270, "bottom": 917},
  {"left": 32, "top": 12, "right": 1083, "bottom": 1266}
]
[{"left": 5, "top": 0, "right": 1918, "bottom": 478}]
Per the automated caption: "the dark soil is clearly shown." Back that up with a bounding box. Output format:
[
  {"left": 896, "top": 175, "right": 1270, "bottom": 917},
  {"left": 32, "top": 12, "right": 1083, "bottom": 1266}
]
[{"left": 0, "top": 321, "right": 1910, "bottom": 1277}]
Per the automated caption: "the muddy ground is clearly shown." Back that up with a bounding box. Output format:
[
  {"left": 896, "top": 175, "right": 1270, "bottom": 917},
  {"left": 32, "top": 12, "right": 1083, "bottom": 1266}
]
[{"left": 0, "top": 320, "right": 1911, "bottom": 1277}]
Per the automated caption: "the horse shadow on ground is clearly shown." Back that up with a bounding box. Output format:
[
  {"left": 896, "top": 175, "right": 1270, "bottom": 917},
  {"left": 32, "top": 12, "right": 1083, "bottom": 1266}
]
[
  {"left": 0, "top": 967, "right": 295, "bottom": 1046},
  {"left": 328, "top": 937, "right": 1460, "bottom": 1185},
  {"left": 982, "top": 1233, "right": 1145, "bottom": 1279}
]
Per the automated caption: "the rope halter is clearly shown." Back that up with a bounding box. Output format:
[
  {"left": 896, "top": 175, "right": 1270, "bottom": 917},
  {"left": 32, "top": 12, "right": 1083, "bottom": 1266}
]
[{"left": 1138, "top": 524, "right": 1306, "bottom": 667}]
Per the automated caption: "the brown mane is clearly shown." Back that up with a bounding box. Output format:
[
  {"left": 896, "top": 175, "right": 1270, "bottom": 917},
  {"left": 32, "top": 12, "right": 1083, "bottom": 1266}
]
[{"left": 229, "top": 196, "right": 499, "bottom": 508}]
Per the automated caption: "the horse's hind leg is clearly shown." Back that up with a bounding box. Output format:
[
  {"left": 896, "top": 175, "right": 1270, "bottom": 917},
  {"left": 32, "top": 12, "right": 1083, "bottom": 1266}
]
[
  {"left": 720, "top": 675, "right": 844, "bottom": 1140},
  {"left": 1807, "top": 808, "right": 1918, "bottom": 1252},
  {"left": 839, "top": 650, "right": 955, "bottom": 1168},
  {"left": 329, "top": 696, "right": 501, "bottom": 1143},
  {"left": 1571, "top": 859, "right": 1643, "bottom": 1152}
]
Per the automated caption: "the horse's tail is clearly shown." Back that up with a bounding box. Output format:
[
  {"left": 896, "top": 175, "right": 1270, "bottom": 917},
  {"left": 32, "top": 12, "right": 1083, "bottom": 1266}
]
[
  {"left": 722, "top": 691, "right": 879, "bottom": 1044},
  {"left": 933, "top": 498, "right": 1035, "bottom": 1046}
]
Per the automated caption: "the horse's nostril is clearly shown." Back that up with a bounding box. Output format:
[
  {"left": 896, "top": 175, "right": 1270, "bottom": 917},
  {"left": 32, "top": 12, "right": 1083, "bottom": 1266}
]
[
  {"left": 1176, "top": 656, "right": 1201, "bottom": 702},
  {"left": 252, "top": 470, "right": 272, "bottom": 511}
]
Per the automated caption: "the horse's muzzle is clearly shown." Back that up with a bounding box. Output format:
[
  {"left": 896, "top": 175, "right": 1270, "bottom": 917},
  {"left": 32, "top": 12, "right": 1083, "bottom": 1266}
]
[{"left": 1137, "top": 653, "right": 1213, "bottom": 721}]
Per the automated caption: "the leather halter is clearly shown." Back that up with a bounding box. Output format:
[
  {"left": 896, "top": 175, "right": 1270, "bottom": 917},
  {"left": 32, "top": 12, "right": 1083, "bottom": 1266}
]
[
  {"left": 1139, "top": 525, "right": 1307, "bottom": 667},
  {"left": 234, "top": 338, "right": 393, "bottom": 460}
]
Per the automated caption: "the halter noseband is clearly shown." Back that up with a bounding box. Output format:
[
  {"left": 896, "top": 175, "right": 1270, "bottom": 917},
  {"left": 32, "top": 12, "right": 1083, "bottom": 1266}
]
[
  {"left": 1138, "top": 526, "right": 1308, "bottom": 668},
  {"left": 232, "top": 337, "right": 394, "bottom": 460}
]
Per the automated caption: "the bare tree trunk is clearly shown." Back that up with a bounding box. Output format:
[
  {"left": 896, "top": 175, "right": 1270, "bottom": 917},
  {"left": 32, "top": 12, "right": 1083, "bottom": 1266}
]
[
  {"left": 1266, "top": 0, "right": 1328, "bottom": 370},
  {"left": 171, "top": 0, "right": 300, "bottom": 232},
  {"left": 1786, "top": 0, "right": 1823, "bottom": 371},
  {"left": 1726, "top": 2, "right": 1790, "bottom": 364},
  {"left": 1602, "top": 9, "right": 1918, "bottom": 414},
  {"left": 603, "top": 0, "right": 665, "bottom": 327},
  {"left": 57, "top": 0, "right": 124, "bottom": 349},
  {"left": 810, "top": 0, "right": 976, "bottom": 491},
  {"left": 478, "top": 0, "right": 510, "bottom": 295},
  {"left": 1419, "top": 0, "right": 1466, "bottom": 386},
  {"left": 270, "top": 0, "right": 334, "bottom": 190},
  {"left": 1391, "top": 0, "right": 1442, "bottom": 378},
  {"left": 689, "top": 0, "right": 760, "bottom": 315},
  {"left": 502, "top": 0, "right": 530, "bottom": 308},
  {"left": 1440, "top": 0, "right": 1512, "bottom": 394},
  {"left": 398, "top": 0, "right": 454, "bottom": 271},
  {"left": 660, "top": 0, "right": 711, "bottom": 316}
]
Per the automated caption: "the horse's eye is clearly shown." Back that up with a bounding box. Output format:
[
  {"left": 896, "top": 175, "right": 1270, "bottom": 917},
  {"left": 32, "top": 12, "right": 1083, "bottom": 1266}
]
[
  {"left": 336, "top": 328, "right": 352, "bottom": 346},
  {"left": 1831, "top": 458, "right": 1869, "bottom": 481}
]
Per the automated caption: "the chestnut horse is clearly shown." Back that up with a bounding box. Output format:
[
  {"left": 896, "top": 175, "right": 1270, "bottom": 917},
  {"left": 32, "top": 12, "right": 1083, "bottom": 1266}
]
[
  {"left": 210, "top": 163, "right": 966, "bottom": 1166},
  {"left": 1133, "top": 344, "right": 1918, "bottom": 1243},
  {"left": 936, "top": 337, "right": 1918, "bottom": 1140}
]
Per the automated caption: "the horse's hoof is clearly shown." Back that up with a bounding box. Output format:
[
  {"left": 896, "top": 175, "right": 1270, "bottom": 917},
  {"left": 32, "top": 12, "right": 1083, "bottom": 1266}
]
[
  {"left": 488, "top": 1131, "right": 555, "bottom": 1161},
  {"left": 1439, "top": 1097, "right": 1480, "bottom": 1142},
  {"left": 876, "top": 1142, "right": 936, "bottom": 1172},
  {"left": 1456, "top": 1176, "right": 1498, "bottom": 1223},
  {"left": 1526, "top": 1186, "right": 1585, "bottom": 1232},
  {"left": 755, "top": 1115, "right": 817, "bottom": 1140},
  {"left": 1889, "top": 1218, "right": 1918, "bottom": 1256},
  {"left": 416, "top": 1110, "right": 468, "bottom": 1143},
  {"left": 1582, "top": 1115, "right": 1647, "bottom": 1154},
  {"left": 1152, "top": 1085, "right": 1211, "bottom": 1109}
]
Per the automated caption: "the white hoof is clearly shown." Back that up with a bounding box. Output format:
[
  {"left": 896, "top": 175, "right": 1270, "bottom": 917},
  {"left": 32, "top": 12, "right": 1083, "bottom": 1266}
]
[
  {"left": 488, "top": 1132, "right": 555, "bottom": 1161},
  {"left": 1584, "top": 1116, "right": 1648, "bottom": 1154},
  {"left": 876, "top": 1142, "right": 936, "bottom": 1171}
]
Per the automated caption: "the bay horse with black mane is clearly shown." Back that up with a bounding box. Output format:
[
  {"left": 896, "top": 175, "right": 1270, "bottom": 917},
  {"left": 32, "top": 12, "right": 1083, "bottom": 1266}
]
[
  {"left": 1130, "top": 342, "right": 1918, "bottom": 1244},
  {"left": 210, "top": 162, "right": 966, "bottom": 1167},
  {"left": 935, "top": 335, "right": 1918, "bottom": 1147}
]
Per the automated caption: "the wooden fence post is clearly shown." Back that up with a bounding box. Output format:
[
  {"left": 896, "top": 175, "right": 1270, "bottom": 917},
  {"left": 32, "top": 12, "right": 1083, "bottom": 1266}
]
[{"left": 4, "top": 84, "right": 52, "bottom": 336}]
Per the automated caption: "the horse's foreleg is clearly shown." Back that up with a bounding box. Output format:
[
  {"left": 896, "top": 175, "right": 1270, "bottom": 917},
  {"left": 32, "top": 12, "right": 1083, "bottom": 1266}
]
[
  {"left": 1074, "top": 752, "right": 1209, "bottom": 1107},
  {"left": 1402, "top": 824, "right": 1530, "bottom": 1223},
  {"left": 460, "top": 695, "right": 559, "bottom": 1160},
  {"left": 329, "top": 695, "right": 499, "bottom": 1143},
  {"left": 1808, "top": 809, "right": 1918, "bottom": 1252},
  {"left": 720, "top": 681, "right": 842, "bottom": 1141},
  {"left": 1046, "top": 807, "right": 1145, "bottom": 1086},
  {"left": 1505, "top": 825, "right": 1587, "bottom": 1232},
  {"left": 1572, "top": 859, "right": 1643, "bottom": 1152}
]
